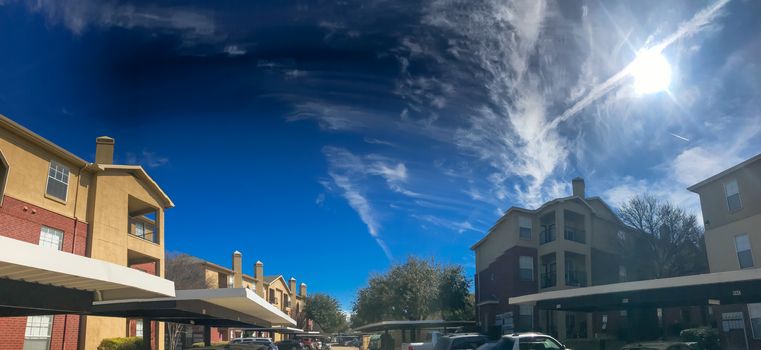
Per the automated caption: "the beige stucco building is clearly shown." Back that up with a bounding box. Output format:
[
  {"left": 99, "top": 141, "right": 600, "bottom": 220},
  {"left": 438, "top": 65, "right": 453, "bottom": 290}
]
[
  {"left": 689, "top": 152, "right": 761, "bottom": 349},
  {"left": 191, "top": 252, "right": 309, "bottom": 343},
  {"left": 0, "top": 114, "right": 173, "bottom": 350}
]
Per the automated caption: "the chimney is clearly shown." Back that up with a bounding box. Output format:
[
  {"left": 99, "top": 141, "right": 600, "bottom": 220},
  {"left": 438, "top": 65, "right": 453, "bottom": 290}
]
[
  {"left": 255, "top": 261, "right": 265, "bottom": 298},
  {"left": 95, "top": 136, "right": 115, "bottom": 164},
  {"left": 289, "top": 277, "right": 297, "bottom": 294},
  {"left": 572, "top": 177, "right": 585, "bottom": 198},
  {"left": 232, "top": 251, "right": 243, "bottom": 288},
  {"left": 300, "top": 282, "right": 307, "bottom": 298}
]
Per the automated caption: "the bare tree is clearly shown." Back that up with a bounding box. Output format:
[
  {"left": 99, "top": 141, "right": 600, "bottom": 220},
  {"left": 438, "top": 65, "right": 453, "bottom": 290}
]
[
  {"left": 618, "top": 194, "right": 708, "bottom": 279},
  {"left": 165, "top": 253, "right": 210, "bottom": 350}
]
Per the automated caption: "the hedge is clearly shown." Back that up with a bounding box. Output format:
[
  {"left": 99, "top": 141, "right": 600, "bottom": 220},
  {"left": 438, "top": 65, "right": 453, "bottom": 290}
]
[{"left": 97, "top": 337, "right": 145, "bottom": 350}]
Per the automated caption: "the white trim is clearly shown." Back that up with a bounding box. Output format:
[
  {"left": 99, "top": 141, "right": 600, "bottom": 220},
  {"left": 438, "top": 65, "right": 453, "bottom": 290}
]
[
  {"left": 0, "top": 236, "right": 175, "bottom": 300},
  {"left": 45, "top": 160, "right": 70, "bottom": 202},
  {"left": 510, "top": 268, "right": 761, "bottom": 305}
]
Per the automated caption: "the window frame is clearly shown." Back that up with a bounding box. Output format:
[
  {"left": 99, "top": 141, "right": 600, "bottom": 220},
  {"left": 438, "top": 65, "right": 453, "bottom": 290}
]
[
  {"left": 24, "top": 314, "right": 53, "bottom": 349},
  {"left": 45, "top": 160, "right": 70, "bottom": 202},
  {"left": 735, "top": 234, "right": 754, "bottom": 269},
  {"left": 39, "top": 226, "right": 64, "bottom": 251},
  {"left": 518, "top": 216, "right": 532, "bottom": 240},
  {"left": 724, "top": 179, "right": 742, "bottom": 212},
  {"left": 748, "top": 303, "right": 761, "bottom": 339},
  {"left": 136, "top": 319, "right": 144, "bottom": 337},
  {"left": 519, "top": 256, "right": 534, "bottom": 281}
]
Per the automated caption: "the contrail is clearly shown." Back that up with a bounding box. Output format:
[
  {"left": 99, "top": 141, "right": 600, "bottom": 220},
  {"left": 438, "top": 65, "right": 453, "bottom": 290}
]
[
  {"left": 670, "top": 133, "right": 690, "bottom": 142},
  {"left": 543, "top": 0, "right": 730, "bottom": 134}
]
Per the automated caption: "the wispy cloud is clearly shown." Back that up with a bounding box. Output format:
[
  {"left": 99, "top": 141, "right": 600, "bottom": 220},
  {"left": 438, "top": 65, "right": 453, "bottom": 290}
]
[{"left": 124, "top": 150, "right": 169, "bottom": 168}]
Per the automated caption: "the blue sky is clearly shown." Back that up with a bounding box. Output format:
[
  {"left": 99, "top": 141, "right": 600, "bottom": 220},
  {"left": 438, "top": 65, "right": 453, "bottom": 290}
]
[{"left": 1, "top": 0, "right": 760, "bottom": 309}]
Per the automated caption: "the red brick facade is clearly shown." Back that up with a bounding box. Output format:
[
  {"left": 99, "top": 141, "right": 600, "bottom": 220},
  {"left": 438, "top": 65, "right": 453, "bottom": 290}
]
[{"left": 0, "top": 195, "right": 88, "bottom": 350}]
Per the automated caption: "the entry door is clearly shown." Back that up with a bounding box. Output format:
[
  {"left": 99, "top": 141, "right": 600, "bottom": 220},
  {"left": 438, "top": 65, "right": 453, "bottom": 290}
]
[{"left": 722, "top": 312, "right": 749, "bottom": 350}]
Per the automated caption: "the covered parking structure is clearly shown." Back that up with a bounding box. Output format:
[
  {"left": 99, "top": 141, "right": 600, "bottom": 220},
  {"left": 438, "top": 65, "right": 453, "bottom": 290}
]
[
  {"left": 92, "top": 288, "right": 297, "bottom": 346},
  {"left": 509, "top": 268, "right": 761, "bottom": 344},
  {"left": 354, "top": 320, "right": 477, "bottom": 345}
]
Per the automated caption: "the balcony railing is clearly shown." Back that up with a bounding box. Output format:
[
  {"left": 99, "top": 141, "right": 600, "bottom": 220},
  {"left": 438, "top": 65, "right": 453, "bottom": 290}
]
[
  {"left": 540, "top": 226, "right": 556, "bottom": 244},
  {"left": 564, "top": 227, "right": 586, "bottom": 244},
  {"left": 565, "top": 270, "right": 588, "bottom": 287},
  {"left": 128, "top": 220, "right": 157, "bottom": 244},
  {"left": 540, "top": 272, "right": 556, "bottom": 288}
]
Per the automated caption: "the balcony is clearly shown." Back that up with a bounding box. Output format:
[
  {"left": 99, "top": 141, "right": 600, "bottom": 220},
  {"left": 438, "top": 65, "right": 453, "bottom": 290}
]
[
  {"left": 541, "top": 272, "right": 556, "bottom": 288},
  {"left": 564, "top": 227, "right": 586, "bottom": 244},
  {"left": 540, "top": 226, "right": 556, "bottom": 245},
  {"left": 128, "top": 196, "right": 159, "bottom": 244},
  {"left": 565, "top": 270, "right": 587, "bottom": 287}
]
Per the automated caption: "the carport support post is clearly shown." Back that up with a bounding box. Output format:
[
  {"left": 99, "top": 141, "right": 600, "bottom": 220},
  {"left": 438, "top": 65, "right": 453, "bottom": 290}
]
[
  {"left": 204, "top": 326, "right": 212, "bottom": 346},
  {"left": 142, "top": 318, "right": 152, "bottom": 350}
]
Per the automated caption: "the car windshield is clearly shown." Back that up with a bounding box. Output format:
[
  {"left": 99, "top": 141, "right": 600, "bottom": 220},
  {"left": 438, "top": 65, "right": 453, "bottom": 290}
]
[{"left": 1, "top": 1, "right": 758, "bottom": 350}]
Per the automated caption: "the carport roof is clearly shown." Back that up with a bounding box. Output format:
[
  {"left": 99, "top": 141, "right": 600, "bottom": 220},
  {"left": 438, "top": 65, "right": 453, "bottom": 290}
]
[
  {"left": 0, "top": 236, "right": 175, "bottom": 301},
  {"left": 353, "top": 320, "right": 476, "bottom": 332},
  {"left": 509, "top": 268, "right": 761, "bottom": 311},
  {"left": 92, "top": 287, "right": 297, "bottom": 327}
]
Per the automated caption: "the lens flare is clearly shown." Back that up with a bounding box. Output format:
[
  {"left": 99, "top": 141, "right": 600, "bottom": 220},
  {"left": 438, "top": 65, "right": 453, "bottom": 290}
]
[{"left": 630, "top": 50, "right": 672, "bottom": 94}]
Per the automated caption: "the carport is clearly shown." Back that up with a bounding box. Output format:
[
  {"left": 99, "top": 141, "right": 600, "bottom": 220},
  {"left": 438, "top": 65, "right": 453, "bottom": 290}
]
[
  {"left": 509, "top": 268, "right": 761, "bottom": 347},
  {"left": 0, "top": 235, "right": 176, "bottom": 316},
  {"left": 354, "top": 320, "right": 476, "bottom": 344},
  {"left": 509, "top": 268, "right": 761, "bottom": 311},
  {"left": 91, "top": 287, "right": 297, "bottom": 346}
]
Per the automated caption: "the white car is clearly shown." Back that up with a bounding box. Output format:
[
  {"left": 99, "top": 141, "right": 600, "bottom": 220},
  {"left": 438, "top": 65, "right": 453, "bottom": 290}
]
[{"left": 479, "top": 332, "right": 569, "bottom": 350}]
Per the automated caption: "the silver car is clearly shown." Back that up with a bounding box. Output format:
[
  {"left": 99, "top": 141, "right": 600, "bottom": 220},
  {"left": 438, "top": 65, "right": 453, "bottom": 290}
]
[{"left": 478, "top": 332, "right": 569, "bottom": 350}]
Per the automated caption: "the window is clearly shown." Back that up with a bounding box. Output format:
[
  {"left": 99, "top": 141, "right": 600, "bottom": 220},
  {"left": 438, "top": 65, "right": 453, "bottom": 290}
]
[
  {"left": 749, "top": 303, "right": 761, "bottom": 339},
  {"left": 136, "top": 319, "right": 144, "bottom": 337},
  {"left": 519, "top": 256, "right": 534, "bottom": 281},
  {"left": 518, "top": 216, "right": 532, "bottom": 240},
  {"left": 45, "top": 161, "right": 69, "bottom": 201},
  {"left": 24, "top": 315, "right": 53, "bottom": 350},
  {"left": 227, "top": 275, "right": 234, "bottom": 288},
  {"left": 725, "top": 179, "right": 742, "bottom": 211},
  {"left": 39, "top": 226, "right": 63, "bottom": 250},
  {"left": 735, "top": 234, "right": 754, "bottom": 269},
  {"left": 135, "top": 222, "right": 146, "bottom": 239}
]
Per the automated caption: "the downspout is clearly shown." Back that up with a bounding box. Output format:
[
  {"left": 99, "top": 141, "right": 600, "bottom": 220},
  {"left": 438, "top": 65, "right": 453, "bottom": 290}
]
[{"left": 63, "top": 163, "right": 89, "bottom": 350}]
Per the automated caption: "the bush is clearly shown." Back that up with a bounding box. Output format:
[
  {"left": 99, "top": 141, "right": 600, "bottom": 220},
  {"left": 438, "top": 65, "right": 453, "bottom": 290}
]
[
  {"left": 680, "top": 327, "right": 720, "bottom": 350},
  {"left": 97, "top": 337, "right": 144, "bottom": 350}
]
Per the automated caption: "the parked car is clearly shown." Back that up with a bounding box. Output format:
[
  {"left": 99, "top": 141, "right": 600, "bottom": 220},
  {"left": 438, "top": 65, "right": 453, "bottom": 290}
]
[
  {"left": 196, "top": 343, "right": 269, "bottom": 350},
  {"left": 478, "top": 332, "right": 569, "bottom": 350},
  {"left": 231, "top": 337, "right": 279, "bottom": 350},
  {"left": 277, "top": 339, "right": 306, "bottom": 350},
  {"left": 434, "top": 334, "right": 489, "bottom": 350},
  {"left": 619, "top": 341, "right": 696, "bottom": 350}
]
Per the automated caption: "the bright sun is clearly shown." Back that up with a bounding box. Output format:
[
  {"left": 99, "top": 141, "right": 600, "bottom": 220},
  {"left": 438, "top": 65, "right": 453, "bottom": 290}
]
[{"left": 630, "top": 50, "right": 672, "bottom": 94}]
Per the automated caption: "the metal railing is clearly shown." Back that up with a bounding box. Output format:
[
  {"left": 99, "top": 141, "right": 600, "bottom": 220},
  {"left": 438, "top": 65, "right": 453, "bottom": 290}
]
[
  {"left": 539, "top": 226, "right": 556, "bottom": 244},
  {"left": 564, "top": 227, "right": 586, "bottom": 243},
  {"left": 540, "top": 272, "right": 556, "bottom": 288},
  {"left": 565, "top": 270, "right": 588, "bottom": 287}
]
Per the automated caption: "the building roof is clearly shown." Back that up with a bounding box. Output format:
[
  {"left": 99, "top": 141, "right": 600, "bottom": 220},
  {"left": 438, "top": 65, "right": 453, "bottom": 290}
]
[
  {"left": 687, "top": 152, "right": 761, "bottom": 192},
  {"left": 470, "top": 195, "right": 611, "bottom": 250},
  {"left": 0, "top": 236, "right": 176, "bottom": 302},
  {"left": 0, "top": 114, "right": 88, "bottom": 167},
  {"left": 92, "top": 164, "right": 174, "bottom": 208},
  {"left": 509, "top": 268, "right": 761, "bottom": 311}
]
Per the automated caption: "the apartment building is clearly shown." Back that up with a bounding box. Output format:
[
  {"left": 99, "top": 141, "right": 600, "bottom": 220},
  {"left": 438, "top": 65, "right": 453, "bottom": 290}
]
[
  {"left": 0, "top": 115, "right": 173, "bottom": 349},
  {"left": 688, "top": 153, "right": 761, "bottom": 350},
  {"left": 188, "top": 252, "right": 308, "bottom": 344},
  {"left": 471, "top": 178, "right": 644, "bottom": 340}
]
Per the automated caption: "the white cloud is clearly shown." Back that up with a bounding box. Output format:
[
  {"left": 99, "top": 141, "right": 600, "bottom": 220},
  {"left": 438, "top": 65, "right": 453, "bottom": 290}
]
[
  {"left": 123, "top": 150, "right": 169, "bottom": 168},
  {"left": 224, "top": 45, "right": 246, "bottom": 56}
]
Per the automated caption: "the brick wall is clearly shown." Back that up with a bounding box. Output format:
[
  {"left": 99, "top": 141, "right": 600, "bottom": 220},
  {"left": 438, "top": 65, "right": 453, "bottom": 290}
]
[
  {"left": 0, "top": 195, "right": 88, "bottom": 349},
  {"left": 130, "top": 261, "right": 158, "bottom": 275}
]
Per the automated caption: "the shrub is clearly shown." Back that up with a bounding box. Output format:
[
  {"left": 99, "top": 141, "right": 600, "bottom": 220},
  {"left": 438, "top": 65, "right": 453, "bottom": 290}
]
[
  {"left": 680, "top": 327, "right": 720, "bottom": 350},
  {"left": 97, "top": 337, "right": 144, "bottom": 350}
]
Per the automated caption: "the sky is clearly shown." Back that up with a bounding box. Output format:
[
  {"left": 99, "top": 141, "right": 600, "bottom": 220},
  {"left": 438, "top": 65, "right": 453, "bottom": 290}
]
[{"left": 1, "top": 0, "right": 760, "bottom": 309}]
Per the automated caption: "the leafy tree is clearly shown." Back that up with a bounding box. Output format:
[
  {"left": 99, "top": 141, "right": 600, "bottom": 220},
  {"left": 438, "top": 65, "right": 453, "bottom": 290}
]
[
  {"left": 305, "top": 293, "right": 348, "bottom": 333},
  {"left": 618, "top": 194, "right": 708, "bottom": 279},
  {"left": 351, "top": 256, "right": 475, "bottom": 327},
  {"left": 165, "top": 253, "right": 210, "bottom": 350}
]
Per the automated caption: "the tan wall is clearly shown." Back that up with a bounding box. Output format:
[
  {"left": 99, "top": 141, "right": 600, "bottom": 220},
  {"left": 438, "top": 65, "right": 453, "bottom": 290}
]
[
  {"left": 84, "top": 171, "right": 167, "bottom": 350},
  {"left": 475, "top": 214, "right": 519, "bottom": 272},
  {"left": 0, "top": 126, "right": 90, "bottom": 221},
  {"left": 695, "top": 160, "right": 761, "bottom": 229},
  {"left": 704, "top": 212, "right": 761, "bottom": 272}
]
